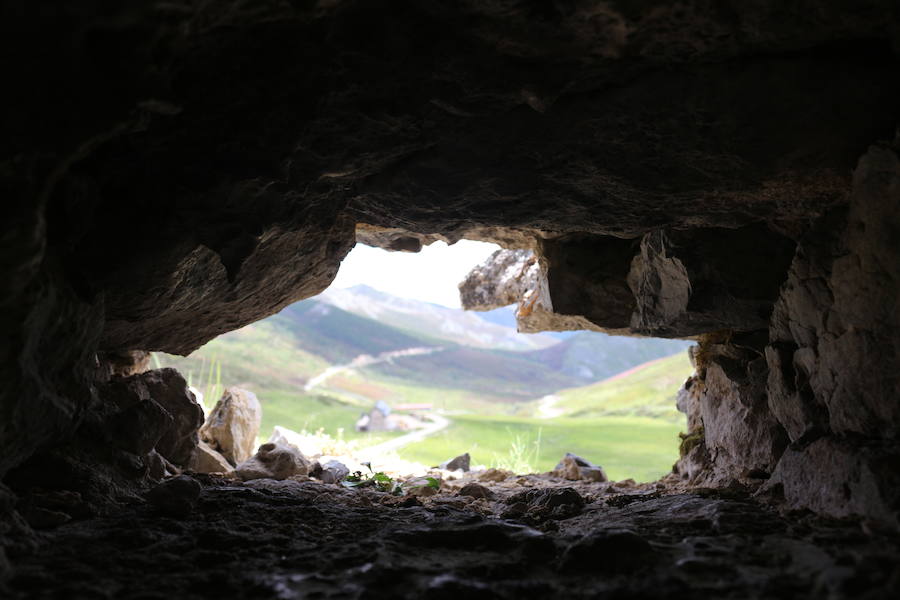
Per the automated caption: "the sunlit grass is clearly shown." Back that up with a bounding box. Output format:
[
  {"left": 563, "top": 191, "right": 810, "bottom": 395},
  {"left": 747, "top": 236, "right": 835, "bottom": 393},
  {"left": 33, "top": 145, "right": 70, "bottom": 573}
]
[{"left": 398, "top": 414, "right": 683, "bottom": 482}]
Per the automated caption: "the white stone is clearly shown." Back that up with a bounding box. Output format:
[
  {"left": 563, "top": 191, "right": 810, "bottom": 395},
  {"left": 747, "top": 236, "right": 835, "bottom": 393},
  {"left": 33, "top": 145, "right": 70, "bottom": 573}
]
[
  {"left": 200, "top": 387, "right": 262, "bottom": 465},
  {"left": 188, "top": 440, "right": 234, "bottom": 474},
  {"left": 235, "top": 442, "right": 311, "bottom": 481}
]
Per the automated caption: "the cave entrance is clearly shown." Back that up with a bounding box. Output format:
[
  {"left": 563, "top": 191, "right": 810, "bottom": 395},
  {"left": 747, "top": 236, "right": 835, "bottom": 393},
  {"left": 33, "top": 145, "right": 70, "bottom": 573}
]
[{"left": 157, "top": 240, "right": 694, "bottom": 485}]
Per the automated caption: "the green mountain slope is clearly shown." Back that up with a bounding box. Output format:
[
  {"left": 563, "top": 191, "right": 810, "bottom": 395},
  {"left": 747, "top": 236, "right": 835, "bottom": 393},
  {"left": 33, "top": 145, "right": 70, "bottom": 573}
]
[
  {"left": 366, "top": 346, "right": 584, "bottom": 401},
  {"left": 526, "top": 332, "right": 692, "bottom": 382},
  {"left": 397, "top": 414, "right": 683, "bottom": 483},
  {"left": 270, "top": 301, "right": 444, "bottom": 364},
  {"left": 542, "top": 352, "right": 696, "bottom": 422},
  {"left": 156, "top": 287, "right": 695, "bottom": 447},
  {"left": 319, "top": 285, "right": 558, "bottom": 351}
]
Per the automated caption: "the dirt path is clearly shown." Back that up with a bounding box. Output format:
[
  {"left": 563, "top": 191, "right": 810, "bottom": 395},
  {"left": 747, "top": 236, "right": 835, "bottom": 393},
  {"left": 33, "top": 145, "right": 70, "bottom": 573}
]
[
  {"left": 304, "top": 346, "right": 445, "bottom": 392},
  {"left": 357, "top": 413, "right": 451, "bottom": 458}
]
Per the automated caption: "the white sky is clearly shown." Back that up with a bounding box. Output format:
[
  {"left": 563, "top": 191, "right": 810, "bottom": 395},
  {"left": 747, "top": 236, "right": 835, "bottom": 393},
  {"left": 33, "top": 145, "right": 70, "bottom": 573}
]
[{"left": 329, "top": 240, "right": 500, "bottom": 308}]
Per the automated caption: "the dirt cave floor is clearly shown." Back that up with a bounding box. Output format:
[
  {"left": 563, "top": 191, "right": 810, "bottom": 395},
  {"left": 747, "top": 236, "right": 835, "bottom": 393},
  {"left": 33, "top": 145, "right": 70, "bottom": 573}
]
[{"left": 7, "top": 474, "right": 900, "bottom": 600}]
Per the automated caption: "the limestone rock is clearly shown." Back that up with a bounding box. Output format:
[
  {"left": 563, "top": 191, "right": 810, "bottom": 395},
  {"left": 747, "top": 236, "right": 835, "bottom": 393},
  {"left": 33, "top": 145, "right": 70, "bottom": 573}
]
[
  {"left": 108, "top": 396, "right": 173, "bottom": 457},
  {"left": 439, "top": 453, "right": 471, "bottom": 473},
  {"left": 188, "top": 440, "right": 234, "bottom": 475},
  {"left": 459, "top": 248, "right": 600, "bottom": 335},
  {"left": 235, "top": 443, "right": 311, "bottom": 481},
  {"left": 145, "top": 475, "right": 201, "bottom": 518},
  {"left": 200, "top": 388, "right": 262, "bottom": 466},
  {"left": 318, "top": 460, "right": 349, "bottom": 484},
  {"left": 100, "top": 368, "right": 203, "bottom": 469},
  {"left": 144, "top": 369, "right": 205, "bottom": 468},
  {"left": 763, "top": 437, "right": 900, "bottom": 529}
]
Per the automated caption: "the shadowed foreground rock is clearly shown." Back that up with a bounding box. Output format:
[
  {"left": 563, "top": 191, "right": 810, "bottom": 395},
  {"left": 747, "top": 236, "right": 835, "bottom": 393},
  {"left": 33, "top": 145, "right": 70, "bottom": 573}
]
[{"left": 7, "top": 478, "right": 900, "bottom": 599}]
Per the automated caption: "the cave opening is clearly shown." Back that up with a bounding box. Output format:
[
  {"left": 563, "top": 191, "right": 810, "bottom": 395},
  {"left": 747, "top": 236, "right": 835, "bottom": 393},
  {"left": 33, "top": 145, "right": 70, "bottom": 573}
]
[
  {"left": 4, "top": 2, "right": 900, "bottom": 598},
  {"left": 154, "top": 237, "right": 695, "bottom": 486}
]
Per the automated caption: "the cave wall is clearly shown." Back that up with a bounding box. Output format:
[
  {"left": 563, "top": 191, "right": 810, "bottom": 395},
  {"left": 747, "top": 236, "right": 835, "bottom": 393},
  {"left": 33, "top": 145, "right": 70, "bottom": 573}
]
[
  {"left": 2, "top": 1, "right": 899, "bottom": 527},
  {"left": 672, "top": 145, "right": 900, "bottom": 526}
]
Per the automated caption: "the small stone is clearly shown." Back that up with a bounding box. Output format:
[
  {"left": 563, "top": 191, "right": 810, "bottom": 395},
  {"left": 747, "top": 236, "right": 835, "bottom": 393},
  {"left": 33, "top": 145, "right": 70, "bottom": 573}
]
[
  {"left": 579, "top": 466, "right": 609, "bottom": 482},
  {"left": 440, "top": 453, "right": 471, "bottom": 472},
  {"left": 457, "top": 482, "right": 495, "bottom": 500},
  {"left": 478, "top": 468, "right": 512, "bottom": 482},
  {"left": 145, "top": 475, "right": 201, "bottom": 518},
  {"left": 188, "top": 440, "right": 234, "bottom": 474},
  {"left": 319, "top": 460, "right": 350, "bottom": 484},
  {"left": 555, "top": 453, "right": 593, "bottom": 469},
  {"left": 235, "top": 442, "right": 311, "bottom": 481},
  {"left": 552, "top": 453, "right": 608, "bottom": 482}
]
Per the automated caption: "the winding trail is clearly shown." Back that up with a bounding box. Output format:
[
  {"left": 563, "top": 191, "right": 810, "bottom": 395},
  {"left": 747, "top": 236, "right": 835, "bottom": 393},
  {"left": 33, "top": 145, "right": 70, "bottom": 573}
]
[{"left": 304, "top": 346, "right": 444, "bottom": 392}]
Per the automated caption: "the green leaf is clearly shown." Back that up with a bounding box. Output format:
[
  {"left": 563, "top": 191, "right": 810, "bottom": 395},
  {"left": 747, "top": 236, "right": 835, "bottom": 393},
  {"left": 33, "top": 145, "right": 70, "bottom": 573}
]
[
  {"left": 425, "top": 477, "right": 440, "bottom": 489},
  {"left": 372, "top": 472, "right": 392, "bottom": 483}
]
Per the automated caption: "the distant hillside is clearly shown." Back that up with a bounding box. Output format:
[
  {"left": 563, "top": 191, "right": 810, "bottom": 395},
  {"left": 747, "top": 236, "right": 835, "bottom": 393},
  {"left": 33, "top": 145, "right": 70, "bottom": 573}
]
[
  {"left": 367, "top": 346, "right": 584, "bottom": 401},
  {"left": 475, "top": 305, "right": 577, "bottom": 341},
  {"left": 157, "top": 285, "right": 696, "bottom": 437},
  {"left": 269, "top": 300, "right": 442, "bottom": 364},
  {"left": 527, "top": 332, "right": 692, "bottom": 382},
  {"left": 542, "top": 353, "right": 696, "bottom": 422},
  {"left": 320, "top": 285, "right": 558, "bottom": 351}
]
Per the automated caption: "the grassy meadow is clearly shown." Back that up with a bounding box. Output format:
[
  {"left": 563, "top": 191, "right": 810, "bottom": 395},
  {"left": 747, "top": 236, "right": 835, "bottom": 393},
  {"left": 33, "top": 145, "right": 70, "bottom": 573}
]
[{"left": 397, "top": 414, "right": 683, "bottom": 482}]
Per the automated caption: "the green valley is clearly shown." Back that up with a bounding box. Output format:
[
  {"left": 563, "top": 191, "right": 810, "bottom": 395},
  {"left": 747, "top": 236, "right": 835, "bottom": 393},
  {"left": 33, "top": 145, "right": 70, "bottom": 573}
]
[{"left": 155, "top": 285, "right": 695, "bottom": 480}]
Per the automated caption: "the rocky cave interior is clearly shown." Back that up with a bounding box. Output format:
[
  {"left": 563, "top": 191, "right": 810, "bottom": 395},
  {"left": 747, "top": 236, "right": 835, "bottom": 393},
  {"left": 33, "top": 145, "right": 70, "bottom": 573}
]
[{"left": 3, "top": 1, "right": 900, "bottom": 598}]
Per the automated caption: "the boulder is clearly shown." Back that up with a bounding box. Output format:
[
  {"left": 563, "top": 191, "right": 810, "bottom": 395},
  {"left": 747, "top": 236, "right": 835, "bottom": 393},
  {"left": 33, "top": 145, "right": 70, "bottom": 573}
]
[
  {"left": 108, "top": 397, "right": 173, "bottom": 457},
  {"left": 200, "top": 387, "right": 262, "bottom": 466},
  {"left": 318, "top": 460, "right": 349, "bottom": 484},
  {"left": 188, "top": 440, "right": 234, "bottom": 474},
  {"left": 235, "top": 443, "right": 311, "bottom": 481},
  {"left": 144, "top": 369, "right": 205, "bottom": 467},
  {"left": 101, "top": 368, "right": 203, "bottom": 469}
]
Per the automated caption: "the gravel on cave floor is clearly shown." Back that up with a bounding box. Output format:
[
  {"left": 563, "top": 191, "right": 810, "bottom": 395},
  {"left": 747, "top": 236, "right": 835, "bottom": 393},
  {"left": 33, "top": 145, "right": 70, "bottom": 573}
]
[{"left": 6, "top": 477, "right": 899, "bottom": 600}]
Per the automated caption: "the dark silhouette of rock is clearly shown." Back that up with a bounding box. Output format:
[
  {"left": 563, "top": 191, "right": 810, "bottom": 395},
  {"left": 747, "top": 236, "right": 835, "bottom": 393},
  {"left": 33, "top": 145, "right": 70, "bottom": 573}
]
[
  {"left": 440, "top": 453, "right": 471, "bottom": 472},
  {"left": 144, "top": 475, "right": 201, "bottom": 518}
]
